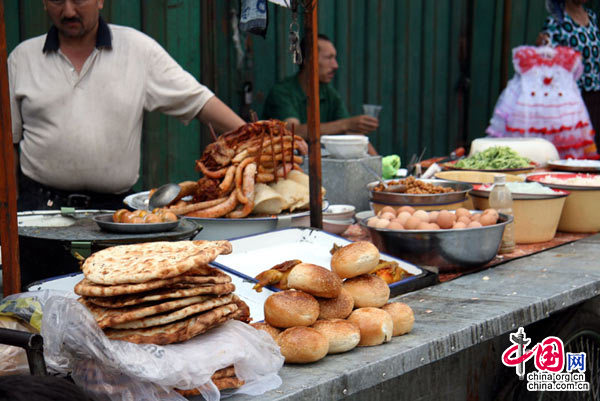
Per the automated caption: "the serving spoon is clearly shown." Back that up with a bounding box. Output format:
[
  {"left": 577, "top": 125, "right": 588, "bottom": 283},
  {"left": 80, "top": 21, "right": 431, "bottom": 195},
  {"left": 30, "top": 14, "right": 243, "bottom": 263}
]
[
  {"left": 148, "top": 183, "right": 181, "bottom": 210},
  {"left": 359, "top": 161, "right": 406, "bottom": 193}
]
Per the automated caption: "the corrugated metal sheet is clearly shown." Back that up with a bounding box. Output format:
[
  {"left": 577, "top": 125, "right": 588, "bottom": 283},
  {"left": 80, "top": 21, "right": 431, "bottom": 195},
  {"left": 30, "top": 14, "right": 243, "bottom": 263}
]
[{"left": 5, "top": 0, "right": 599, "bottom": 190}]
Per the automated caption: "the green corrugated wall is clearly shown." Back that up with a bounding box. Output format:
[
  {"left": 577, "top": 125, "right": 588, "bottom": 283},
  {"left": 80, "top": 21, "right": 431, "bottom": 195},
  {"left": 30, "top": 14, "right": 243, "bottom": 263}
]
[{"left": 5, "top": 0, "right": 599, "bottom": 191}]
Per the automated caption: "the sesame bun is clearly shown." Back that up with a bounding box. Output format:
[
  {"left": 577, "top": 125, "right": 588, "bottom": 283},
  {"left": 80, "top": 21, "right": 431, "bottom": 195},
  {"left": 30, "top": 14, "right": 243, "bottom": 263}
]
[
  {"left": 317, "top": 287, "right": 354, "bottom": 320},
  {"left": 381, "top": 302, "right": 415, "bottom": 336},
  {"left": 330, "top": 241, "right": 380, "bottom": 279},
  {"left": 250, "top": 322, "right": 281, "bottom": 341},
  {"left": 347, "top": 307, "right": 393, "bottom": 347},
  {"left": 311, "top": 319, "right": 361, "bottom": 354},
  {"left": 277, "top": 327, "right": 329, "bottom": 363},
  {"left": 343, "top": 274, "right": 390, "bottom": 308},
  {"left": 286, "top": 263, "right": 342, "bottom": 298},
  {"left": 264, "top": 290, "right": 319, "bottom": 328}
]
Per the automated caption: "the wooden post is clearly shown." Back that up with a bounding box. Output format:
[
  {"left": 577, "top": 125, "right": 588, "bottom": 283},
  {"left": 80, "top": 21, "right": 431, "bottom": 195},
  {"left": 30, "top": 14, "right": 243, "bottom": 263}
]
[
  {"left": 304, "top": 1, "right": 322, "bottom": 229},
  {"left": 0, "top": 1, "right": 21, "bottom": 295}
]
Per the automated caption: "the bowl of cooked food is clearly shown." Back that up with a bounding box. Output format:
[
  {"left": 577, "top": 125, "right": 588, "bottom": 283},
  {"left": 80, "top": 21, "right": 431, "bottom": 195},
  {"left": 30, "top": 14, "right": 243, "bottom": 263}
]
[
  {"left": 443, "top": 146, "right": 535, "bottom": 174},
  {"left": 360, "top": 207, "right": 511, "bottom": 271},
  {"left": 527, "top": 173, "right": 600, "bottom": 233},
  {"left": 469, "top": 182, "right": 568, "bottom": 243},
  {"left": 368, "top": 177, "right": 472, "bottom": 213}
]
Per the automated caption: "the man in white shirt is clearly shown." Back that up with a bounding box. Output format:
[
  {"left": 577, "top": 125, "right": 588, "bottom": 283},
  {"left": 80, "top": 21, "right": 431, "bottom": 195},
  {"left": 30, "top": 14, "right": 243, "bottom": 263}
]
[{"left": 10, "top": 0, "right": 246, "bottom": 211}]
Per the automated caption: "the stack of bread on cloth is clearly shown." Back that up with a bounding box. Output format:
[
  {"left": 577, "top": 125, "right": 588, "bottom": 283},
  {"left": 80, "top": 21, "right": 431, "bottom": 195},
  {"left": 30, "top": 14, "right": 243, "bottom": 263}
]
[
  {"left": 73, "top": 240, "right": 262, "bottom": 396},
  {"left": 252, "top": 241, "right": 415, "bottom": 364}
]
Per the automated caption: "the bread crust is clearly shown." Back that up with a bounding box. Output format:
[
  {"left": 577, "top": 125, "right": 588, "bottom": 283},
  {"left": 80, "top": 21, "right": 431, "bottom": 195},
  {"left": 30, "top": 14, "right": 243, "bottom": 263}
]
[
  {"left": 250, "top": 322, "right": 281, "bottom": 341},
  {"left": 311, "top": 319, "right": 360, "bottom": 354},
  {"left": 277, "top": 326, "right": 328, "bottom": 363},
  {"left": 343, "top": 274, "right": 390, "bottom": 308},
  {"left": 347, "top": 307, "right": 393, "bottom": 346},
  {"left": 330, "top": 241, "right": 380, "bottom": 279},
  {"left": 264, "top": 290, "right": 319, "bottom": 328},
  {"left": 317, "top": 288, "right": 354, "bottom": 320},
  {"left": 286, "top": 263, "right": 342, "bottom": 298},
  {"left": 381, "top": 302, "right": 415, "bottom": 336}
]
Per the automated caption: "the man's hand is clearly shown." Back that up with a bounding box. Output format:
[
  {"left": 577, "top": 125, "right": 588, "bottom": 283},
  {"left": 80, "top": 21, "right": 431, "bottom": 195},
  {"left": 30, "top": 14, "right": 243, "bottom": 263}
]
[{"left": 344, "top": 115, "right": 379, "bottom": 134}]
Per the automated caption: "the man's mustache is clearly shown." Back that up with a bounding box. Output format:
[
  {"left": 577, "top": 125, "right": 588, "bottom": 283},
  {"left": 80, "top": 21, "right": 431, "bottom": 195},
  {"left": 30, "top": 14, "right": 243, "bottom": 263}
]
[{"left": 61, "top": 17, "right": 81, "bottom": 24}]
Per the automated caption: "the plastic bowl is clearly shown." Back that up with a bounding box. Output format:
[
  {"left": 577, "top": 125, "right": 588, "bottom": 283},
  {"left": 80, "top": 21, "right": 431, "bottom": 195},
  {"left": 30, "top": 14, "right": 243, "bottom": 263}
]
[
  {"left": 321, "top": 135, "right": 368, "bottom": 159},
  {"left": 323, "top": 204, "right": 356, "bottom": 220},
  {"left": 322, "top": 218, "right": 354, "bottom": 235},
  {"left": 526, "top": 173, "right": 600, "bottom": 233},
  {"left": 469, "top": 190, "right": 568, "bottom": 244},
  {"left": 360, "top": 211, "right": 511, "bottom": 272}
]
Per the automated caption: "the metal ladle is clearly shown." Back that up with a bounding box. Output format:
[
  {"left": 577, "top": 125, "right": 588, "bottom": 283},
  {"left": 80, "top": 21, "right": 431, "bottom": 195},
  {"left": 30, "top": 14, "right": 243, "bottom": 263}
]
[
  {"left": 148, "top": 183, "right": 181, "bottom": 210},
  {"left": 359, "top": 161, "right": 406, "bottom": 193}
]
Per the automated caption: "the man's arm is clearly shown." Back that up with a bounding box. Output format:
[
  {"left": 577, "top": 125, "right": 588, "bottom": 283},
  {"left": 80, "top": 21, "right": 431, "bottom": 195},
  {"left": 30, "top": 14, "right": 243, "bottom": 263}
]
[
  {"left": 285, "top": 115, "right": 379, "bottom": 139},
  {"left": 196, "top": 96, "right": 246, "bottom": 133}
]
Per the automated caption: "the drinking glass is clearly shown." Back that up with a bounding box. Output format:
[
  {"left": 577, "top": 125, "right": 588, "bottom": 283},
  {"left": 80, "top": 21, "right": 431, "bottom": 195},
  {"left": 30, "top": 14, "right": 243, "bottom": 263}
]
[{"left": 362, "top": 104, "right": 382, "bottom": 119}]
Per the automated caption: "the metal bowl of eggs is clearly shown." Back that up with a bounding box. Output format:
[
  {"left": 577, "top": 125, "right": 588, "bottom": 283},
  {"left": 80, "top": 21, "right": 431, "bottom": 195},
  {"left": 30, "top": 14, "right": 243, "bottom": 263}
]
[{"left": 359, "top": 207, "right": 512, "bottom": 272}]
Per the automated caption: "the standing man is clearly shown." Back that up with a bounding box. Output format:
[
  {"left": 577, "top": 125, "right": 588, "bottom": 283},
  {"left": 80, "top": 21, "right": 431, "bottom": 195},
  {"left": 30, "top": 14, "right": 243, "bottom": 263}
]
[
  {"left": 9, "top": 0, "right": 246, "bottom": 211},
  {"left": 262, "top": 34, "right": 379, "bottom": 154}
]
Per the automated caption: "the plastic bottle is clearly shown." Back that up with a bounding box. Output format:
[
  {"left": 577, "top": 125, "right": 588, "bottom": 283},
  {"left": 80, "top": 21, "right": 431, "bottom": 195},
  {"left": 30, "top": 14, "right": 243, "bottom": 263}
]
[{"left": 489, "top": 174, "right": 515, "bottom": 254}]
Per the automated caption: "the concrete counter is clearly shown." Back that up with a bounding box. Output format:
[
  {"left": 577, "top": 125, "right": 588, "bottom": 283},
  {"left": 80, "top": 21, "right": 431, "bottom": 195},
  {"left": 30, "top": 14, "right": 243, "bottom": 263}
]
[{"left": 222, "top": 234, "right": 600, "bottom": 401}]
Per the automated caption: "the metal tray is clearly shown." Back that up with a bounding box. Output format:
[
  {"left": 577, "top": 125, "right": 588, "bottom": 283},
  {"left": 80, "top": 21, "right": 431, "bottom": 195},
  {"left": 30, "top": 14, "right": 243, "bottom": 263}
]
[
  {"left": 211, "top": 227, "right": 435, "bottom": 297},
  {"left": 368, "top": 179, "right": 471, "bottom": 205},
  {"left": 547, "top": 160, "right": 600, "bottom": 173},
  {"left": 93, "top": 213, "right": 180, "bottom": 234}
]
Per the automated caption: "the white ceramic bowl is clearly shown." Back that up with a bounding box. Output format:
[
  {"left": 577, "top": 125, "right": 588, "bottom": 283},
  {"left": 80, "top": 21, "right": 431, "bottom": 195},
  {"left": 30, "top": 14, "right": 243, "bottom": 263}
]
[
  {"left": 323, "top": 204, "right": 356, "bottom": 220},
  {"left": 322, "top": 218, "right": 354, "bottom": 235},
  {"left": 321, "top": 135, "right": 369, "bottom": 159}
]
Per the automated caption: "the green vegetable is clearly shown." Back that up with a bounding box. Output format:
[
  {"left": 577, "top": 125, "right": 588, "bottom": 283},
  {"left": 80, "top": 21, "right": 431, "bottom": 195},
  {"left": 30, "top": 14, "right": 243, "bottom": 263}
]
[
  {"left": 454, "top": 146, "right": 531, "bottom": 170},
  {"left": 382, "top": 155, "right": 401, "bottom": 179}
]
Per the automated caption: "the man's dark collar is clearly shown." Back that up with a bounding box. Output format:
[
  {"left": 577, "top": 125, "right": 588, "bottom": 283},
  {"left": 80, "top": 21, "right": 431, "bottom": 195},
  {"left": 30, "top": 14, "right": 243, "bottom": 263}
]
[{"left": 43, "top": 16, "right": 112, "bottom": 53}]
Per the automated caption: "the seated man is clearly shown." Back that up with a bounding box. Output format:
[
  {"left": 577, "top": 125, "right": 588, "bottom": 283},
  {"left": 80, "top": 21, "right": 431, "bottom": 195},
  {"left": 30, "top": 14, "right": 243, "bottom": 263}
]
[{"left": 262, "top": 34, "right": 378, "bottom": 155}]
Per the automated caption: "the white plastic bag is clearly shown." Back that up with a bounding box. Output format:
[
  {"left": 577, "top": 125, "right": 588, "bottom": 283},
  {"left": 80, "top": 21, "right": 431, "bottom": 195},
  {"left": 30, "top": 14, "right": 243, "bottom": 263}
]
[{"left": 39, "top": 294, "right": 283, "bottom": 401}]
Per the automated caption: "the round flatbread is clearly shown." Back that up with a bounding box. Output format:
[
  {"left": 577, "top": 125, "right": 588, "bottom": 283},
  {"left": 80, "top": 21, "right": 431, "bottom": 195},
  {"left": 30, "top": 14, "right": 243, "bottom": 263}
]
[
  {"left": 82, "top": 240, "right": 232, "bottom": 285},
  {"left": 112, "top": 295, "right": 235, "bottom": 329},
  {"left": 74, "top": 268, "right": 230, "bottom": 298},
  {"left": 85, "top": 281, "right": 234, "bottom": 308},
  {"left": 104, "top": 303, "right": 240, "bottom": 345}
]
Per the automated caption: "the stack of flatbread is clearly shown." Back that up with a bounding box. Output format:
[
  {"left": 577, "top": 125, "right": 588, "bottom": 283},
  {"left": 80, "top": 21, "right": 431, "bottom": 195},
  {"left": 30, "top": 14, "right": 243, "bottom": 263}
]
[{"left": 74, "top": 240, "right": 250, "bottom": 346}]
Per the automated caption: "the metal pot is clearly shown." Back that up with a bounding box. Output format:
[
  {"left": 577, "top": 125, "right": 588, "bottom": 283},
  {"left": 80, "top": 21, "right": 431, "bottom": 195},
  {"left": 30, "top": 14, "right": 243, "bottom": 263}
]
[{"left": 17, "top": 209, "right": 201, "bottom": 289}]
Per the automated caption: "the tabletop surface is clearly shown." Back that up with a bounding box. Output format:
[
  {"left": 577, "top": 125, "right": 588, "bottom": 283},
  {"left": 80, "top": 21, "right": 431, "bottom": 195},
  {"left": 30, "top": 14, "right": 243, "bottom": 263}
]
[{"left": 216, "top": 233, "right": 600, "bottom": 401}]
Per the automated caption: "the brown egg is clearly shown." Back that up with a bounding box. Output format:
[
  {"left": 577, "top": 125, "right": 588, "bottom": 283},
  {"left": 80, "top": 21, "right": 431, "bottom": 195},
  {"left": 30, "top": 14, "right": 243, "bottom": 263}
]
[
  {"left": 428, "top": 211, "right": 440, "bottom": 222},
  {"left": 144, "top": 213, "right": 161, "bottom": 224},
  {"left": 375, "top": 218, "right": 390, "bottom": 229},
  {"left": 161, "top": 211, "right": 178, "bottom": 222},
  {"left": 453, "top": 222, "right": 467, "bottom": 229},
  {"left": 390, "top": 217, "right": 404, "bottom": 224},
  {"left": 429, "top": 223, "right": 440, "bottom": 230},
  {"left": 413, "top": 210, "right": 430, "bottom": 223},
  {"left": 397, "top": 211, "right": 412, "bottom": 225},
  {"left": 387, "top": 221, "right": 405, "bottom": 230},
  {"left": 367, "top": 217, "right": 380, "bottom": 227},
  {"left": 398, "top": 206, "right": 415, "bottom": 215},
  {"left": 471, "top": 213, "right": 481, "bottom": 222},
  {"left": 458, "top": 216, "right": 471, "bottom": 225},
  {"left": 416, "top": 221, "right": 431, "bottom": 230},
  {"left": 380, "top": 212, "right": 396, "bottom": 221},
  {"left": 436, "top": 210, "right": 456, "bottom": 229},
  {"left": 404, "top": 216, "right": 422, "bottom": 230},
  {"left": 455, "top": 208, "right": 470, "bottom": 218},
  {"left": 483, "top": 208, "right": 499, "bottom": 219},
  {"left": 113, "top": 209, "right": 129, "bottom": 223},
  {"left": 467, "top": 221, "right": 482, "bottom": 228},
  {"left": 436, "top": 210, "right": 455, "bottom": 229},
  {"left": 379, "top": 206, "right": 397, "bottom": 216},
  {"left": 479, "top": 213, "right": 497, "bottom": 226}
]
